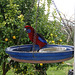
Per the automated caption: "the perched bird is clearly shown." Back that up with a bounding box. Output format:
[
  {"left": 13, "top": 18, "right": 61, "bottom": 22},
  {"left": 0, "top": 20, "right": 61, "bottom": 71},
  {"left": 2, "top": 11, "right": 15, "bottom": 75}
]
[{"left": 24, "top": 25, "right": 47, "bottom": 49}]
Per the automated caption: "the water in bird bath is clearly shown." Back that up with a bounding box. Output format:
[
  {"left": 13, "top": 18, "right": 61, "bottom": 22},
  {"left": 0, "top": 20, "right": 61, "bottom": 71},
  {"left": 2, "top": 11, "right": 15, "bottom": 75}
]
[{"left": 39, "top": 47, "right": 67, "bottom": 53}]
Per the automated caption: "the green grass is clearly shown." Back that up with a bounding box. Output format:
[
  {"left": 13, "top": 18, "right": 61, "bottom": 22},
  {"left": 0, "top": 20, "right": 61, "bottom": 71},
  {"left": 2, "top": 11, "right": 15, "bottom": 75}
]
[
  {"left": 46, "top": 65, "right": 73, "bottom": 75},
  {"left": 47, "top": 58, "right": 74, "bottom": 75},
  {"left": 6, "top": 69, "right": 14, "bottom": 75},
  {"left": 0, "top": 58, "right": 74, "bottom": 75}
]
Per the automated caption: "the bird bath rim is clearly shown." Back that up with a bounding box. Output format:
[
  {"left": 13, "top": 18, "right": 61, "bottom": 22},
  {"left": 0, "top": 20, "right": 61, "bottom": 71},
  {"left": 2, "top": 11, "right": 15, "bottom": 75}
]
[{"left": 6, "top": 44, "right": 74, "bottom": 53}]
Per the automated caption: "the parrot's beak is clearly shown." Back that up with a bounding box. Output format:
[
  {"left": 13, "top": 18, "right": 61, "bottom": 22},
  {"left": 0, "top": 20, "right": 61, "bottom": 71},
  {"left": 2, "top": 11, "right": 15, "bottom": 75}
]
[
  {"left": 24, "top": 28, "right": 27, "bottom": 33},
  {"left": 24, "top": 28, "right": 28, "bottom": 33},
  {"left": 24, "top": 28, "right": 26, "bottom": 31}
]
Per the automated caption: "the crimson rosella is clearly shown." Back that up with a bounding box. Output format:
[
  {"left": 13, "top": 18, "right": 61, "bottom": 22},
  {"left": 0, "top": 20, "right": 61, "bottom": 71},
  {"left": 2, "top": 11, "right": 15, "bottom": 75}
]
[{"left": 24, "top": 25, "right": 47, "bottom": 49}]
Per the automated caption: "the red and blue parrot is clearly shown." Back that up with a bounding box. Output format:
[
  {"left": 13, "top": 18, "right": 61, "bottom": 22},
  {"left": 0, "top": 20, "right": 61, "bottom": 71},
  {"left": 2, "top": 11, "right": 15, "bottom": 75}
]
[{"left": 24, "top": 25, "right": 47, "bottom": 49}]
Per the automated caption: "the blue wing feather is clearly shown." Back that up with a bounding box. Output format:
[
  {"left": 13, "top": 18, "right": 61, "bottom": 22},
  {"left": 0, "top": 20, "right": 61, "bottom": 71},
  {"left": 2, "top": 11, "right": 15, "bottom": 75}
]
[
  {"left": 37, "top": 33, "right": 47, "bottom": 43},
  {"left": 38, "top": 37, "right": 47, "bottom": 43}
]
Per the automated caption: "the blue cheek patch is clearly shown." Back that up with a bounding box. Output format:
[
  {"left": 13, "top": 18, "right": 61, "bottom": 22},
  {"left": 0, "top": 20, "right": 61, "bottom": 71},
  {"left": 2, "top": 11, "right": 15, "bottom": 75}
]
[{"left": 27, "top": 29, "right": 31, "bottom": 33}]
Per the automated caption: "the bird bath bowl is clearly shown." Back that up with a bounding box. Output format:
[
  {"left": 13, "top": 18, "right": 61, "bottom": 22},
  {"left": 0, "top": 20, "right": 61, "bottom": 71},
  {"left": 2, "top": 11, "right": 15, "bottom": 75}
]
[{"left": 6, "top": 44, "right": 74, "bottom": 63}]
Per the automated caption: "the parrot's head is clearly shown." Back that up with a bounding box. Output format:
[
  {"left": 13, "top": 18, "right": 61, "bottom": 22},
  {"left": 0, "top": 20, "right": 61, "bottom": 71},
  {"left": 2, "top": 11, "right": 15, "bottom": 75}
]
[{"left": 24, "top": 25, "right": 34, "bottom": 33}]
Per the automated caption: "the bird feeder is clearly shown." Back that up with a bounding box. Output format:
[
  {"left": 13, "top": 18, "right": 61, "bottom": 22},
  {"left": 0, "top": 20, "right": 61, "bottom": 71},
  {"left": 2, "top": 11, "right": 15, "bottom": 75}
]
[{"left": 6, "top": 44, "right": 74, "bottom": 63}]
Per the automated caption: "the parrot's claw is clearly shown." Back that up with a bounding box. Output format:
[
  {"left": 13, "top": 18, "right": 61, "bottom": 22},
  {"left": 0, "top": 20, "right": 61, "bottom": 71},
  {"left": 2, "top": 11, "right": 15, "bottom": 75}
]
[{"left": 37, "top": 49, "right": 40, "bottom": 52}]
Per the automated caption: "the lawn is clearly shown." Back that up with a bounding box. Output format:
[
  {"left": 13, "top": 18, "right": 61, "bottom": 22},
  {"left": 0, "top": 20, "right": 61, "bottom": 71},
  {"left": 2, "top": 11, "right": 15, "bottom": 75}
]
[
  {"left": 0, "top": 58, "right": 74, "bottom": 75},
  {"left": 47, "top": 58, "right": 74, "bottom": 75}
]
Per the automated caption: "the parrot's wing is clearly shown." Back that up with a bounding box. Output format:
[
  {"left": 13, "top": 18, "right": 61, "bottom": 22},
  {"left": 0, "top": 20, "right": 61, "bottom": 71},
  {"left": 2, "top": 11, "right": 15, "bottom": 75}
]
[
  {"left": 37, "top": 33, "right": 47, "bottom": 43},
  {"left": 37, "top": 33, "right": 45, "bottom": 40}
]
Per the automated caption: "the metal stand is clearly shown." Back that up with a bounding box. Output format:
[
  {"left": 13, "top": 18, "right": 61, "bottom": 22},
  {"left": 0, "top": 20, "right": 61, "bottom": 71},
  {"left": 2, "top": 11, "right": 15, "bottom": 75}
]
[
  {"left": 73, "top": 26, "right": 75, "bottom": 75},
  {"left": 74, "top": 3, "right": 75, "bottom": 74},
  {"left": 68, "top": 69, "right": 73, "bottom": 75}
]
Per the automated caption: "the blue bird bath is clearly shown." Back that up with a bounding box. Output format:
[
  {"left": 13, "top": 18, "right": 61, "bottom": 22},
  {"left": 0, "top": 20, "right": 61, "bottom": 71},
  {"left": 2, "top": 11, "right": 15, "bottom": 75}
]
[{"left": 5, "top": 44, "right": 74, "bottom": 63}]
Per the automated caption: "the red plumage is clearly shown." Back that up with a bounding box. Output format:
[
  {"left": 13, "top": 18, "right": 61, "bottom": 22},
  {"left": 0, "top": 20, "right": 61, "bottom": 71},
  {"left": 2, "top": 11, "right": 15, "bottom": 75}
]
[{"left": 25, "top": 25, "right": 47, "bottom": 49}]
